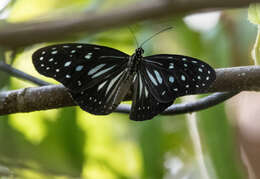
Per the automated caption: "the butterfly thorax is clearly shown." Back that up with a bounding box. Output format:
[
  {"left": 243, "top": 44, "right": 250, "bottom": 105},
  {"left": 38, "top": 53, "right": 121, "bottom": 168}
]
[{"left": 128, "top": 47, "right": 144, "bottom": 73}]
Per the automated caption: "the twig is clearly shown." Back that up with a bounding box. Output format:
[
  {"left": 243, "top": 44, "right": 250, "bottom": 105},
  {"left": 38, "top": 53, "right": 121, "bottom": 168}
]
[
  {"left": 115, "top": 92, "right": 238, "bottom": 115},
  {"left": 0, "top": 0, "right": 259, "bottom": 47},
  {"left": 163, "top": 92, "right": 238, "bottom": 115},
  {"left": 0, "top": 61, "right": 50, "bottom": 86},
  {"left": 0, "top": 66, "right": 258, "bottom": 115}
]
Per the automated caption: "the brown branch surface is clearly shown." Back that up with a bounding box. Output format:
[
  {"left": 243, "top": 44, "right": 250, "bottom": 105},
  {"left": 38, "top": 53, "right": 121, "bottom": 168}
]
[
  {"left": 0, "top": 66, "right": 259, "bottom": 115},
  {"left": 0, "top": 0, "right": 259, "bottom": 48},
  {"left": 0, "top": 85, "right": 75, "bottom": 115}
]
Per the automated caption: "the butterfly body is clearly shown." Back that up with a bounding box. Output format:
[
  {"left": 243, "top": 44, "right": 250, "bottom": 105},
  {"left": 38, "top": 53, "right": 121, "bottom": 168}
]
[{"left": 32, "top": 43, "right": 216, "bottom": 121}]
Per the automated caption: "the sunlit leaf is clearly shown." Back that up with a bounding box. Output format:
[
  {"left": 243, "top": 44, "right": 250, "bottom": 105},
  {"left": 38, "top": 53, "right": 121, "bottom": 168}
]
[{"left": 248, "top": 3, "right": 260, "bottom": 25}]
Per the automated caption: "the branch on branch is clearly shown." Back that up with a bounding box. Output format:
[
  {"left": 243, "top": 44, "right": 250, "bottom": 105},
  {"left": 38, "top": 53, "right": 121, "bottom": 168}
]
[
  {"left": 0, "top": 0, "right": 259, "bottom": 48},
  {"left": 0, "top": 66, "right": 258, "bottom": 116}
]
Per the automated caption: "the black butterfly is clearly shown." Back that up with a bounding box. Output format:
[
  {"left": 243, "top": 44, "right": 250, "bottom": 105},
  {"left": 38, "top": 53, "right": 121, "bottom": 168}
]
[{"left": 32, "top": 43, "right": 216, "bottom": 121}]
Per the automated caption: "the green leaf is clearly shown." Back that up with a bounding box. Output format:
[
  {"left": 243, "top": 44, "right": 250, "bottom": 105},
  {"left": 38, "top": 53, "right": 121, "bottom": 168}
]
[
  {"left": 251, "top": 26, "right": 260, "bottom": 65},
  {"left": 198, "top": 104, "right": 245, "bottom": 179},
  {"left": 137, "top": 120, "right": 164, "bottom": 179},
  {"left": 248, "top": 3, "right": 260, "bottom": 25}
]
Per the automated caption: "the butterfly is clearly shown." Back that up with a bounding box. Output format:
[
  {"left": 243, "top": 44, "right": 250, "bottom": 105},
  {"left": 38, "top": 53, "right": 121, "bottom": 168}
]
[{"left": 32, "top": 43, "right": 216, "bottom": 121}]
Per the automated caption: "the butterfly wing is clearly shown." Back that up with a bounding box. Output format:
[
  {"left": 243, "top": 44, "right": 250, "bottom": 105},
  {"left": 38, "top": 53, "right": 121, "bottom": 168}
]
[
  {"left": 32, "top": 43, "right": 130, "bottom": 115},
  {"left": 130, "top": 71, "right": 174, "bottom": 121},
  {"left": 142, "top": 54, "right": 216, "bottom": 102},
  {"left": 70, "top": 68, "right": 131, "bottom": 115},
  {"left": 130, "top": 54, "right": 216, "bottom": 121},
  {"left": 32, "top": 43, "right": 129, "bottom": 92}
]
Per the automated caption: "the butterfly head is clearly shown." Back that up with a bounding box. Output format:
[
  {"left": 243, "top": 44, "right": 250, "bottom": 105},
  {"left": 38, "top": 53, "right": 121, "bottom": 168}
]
[{"left": 135, "top": 48, "right": 144, "bottom": 58}]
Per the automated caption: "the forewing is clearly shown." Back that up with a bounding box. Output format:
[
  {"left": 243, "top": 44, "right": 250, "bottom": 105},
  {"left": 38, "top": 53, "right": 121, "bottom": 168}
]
[
  {"left": 142, "top": 54, "right": 216, "bottom": 102},
  {"left": 130, "top": 72, "right": 174, "bottom": 121},
  {"left": 32, "top": 43, "right": 129, "bottom": 92}
]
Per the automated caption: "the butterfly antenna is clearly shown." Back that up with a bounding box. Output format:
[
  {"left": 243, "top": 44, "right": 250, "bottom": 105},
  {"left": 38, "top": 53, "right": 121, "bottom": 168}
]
[
  {"left": 140, "top": 26, "right": 173, "bottom": 48},
  {"left": 128, "top": 27, "right": 139, "bottom": 48}
]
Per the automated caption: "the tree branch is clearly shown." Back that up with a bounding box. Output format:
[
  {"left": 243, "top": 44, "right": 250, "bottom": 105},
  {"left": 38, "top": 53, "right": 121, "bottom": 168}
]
[
  {"left": 0, "top": 66, "right": 258, "bottom": 115},
  {"left": 0, "top": 0, "right": 259, "bottom": 48},
  {"left": 0, "top": 61, "right": 50, "bottom": 86},
  {"left": 0, "top": 85, "right": 74, "bottom": 115}
]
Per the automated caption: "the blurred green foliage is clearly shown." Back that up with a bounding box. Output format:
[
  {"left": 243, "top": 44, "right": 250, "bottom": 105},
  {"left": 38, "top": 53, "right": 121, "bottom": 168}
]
[{"left": 0, "top": 0, "right": 256, "bottom": 178}]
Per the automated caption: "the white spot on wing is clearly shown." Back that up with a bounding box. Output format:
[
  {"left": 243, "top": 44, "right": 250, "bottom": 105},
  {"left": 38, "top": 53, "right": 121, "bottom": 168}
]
[
  {"left": 39, "top": 57, "right": 44, "bottom": 60},
  {"left": 88, "top": 64, "right": 106, "bottom": 76},
  {"left": 181, "top": 75, "right": 186, "bottom": 81},
  {"left": 66, "top": 74, "right": 71, "bottom": 78},
  {"left": 169, "top": 76, "right": 174, "bottom": 83},
  {"left": 162, "top": 91, "right": 166, "bottom": 95},
  {"left": 77, "top": 45, "right": 83, "bottom": 48},
  {"left": 154, "top": 70, "right": 162, "bottom": 84},
  {"left": 49, "top": 58, "right": 54, "bottom": 62},
  {"left": 98, "top": 81, "right": 107, "bottom": 91},
  {"left": 85, "top": 53, "right": 93, "bottom": 59},
  {"left": 92, "top": 65, "right": 116, "bottom": 78},
  {"left": 64, "top": 61, "right": 72, "bottom": 67},
  {"left": 169, "top": 63, "right": 174, "bottom": 69},
  {"left": 138, "top": 75, "right": 143, "bottom": 99},
  {"left": 146, "top": 69, "right": 158, "bottom": 86},
  {"left": 106, "top": 71, "right": 124, "bottom": 95},
  {"left": 51, "top": 50, "right": 58, "bottom": 54},
  {"left": 75, "top": 65, "right": 84, "bottom": 71},
  {"left": 133, "top": 74, "right": 137, "bottom": 82},
  {"left": 144, "top": 86, "right": 148, "bottom": 98}
]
